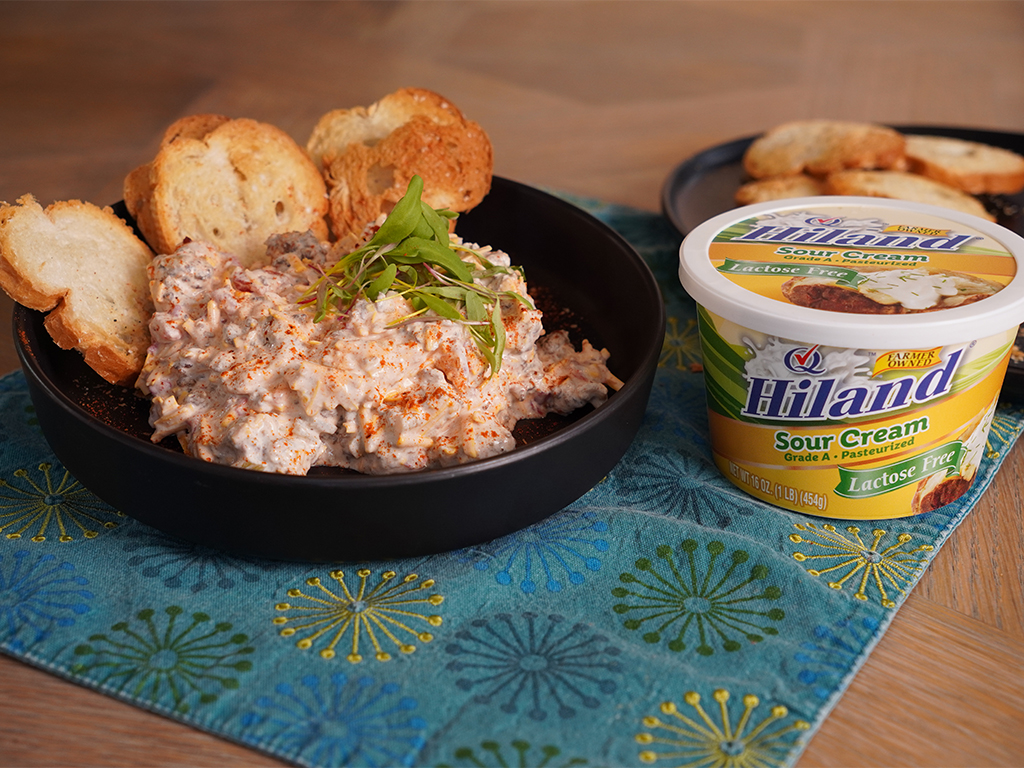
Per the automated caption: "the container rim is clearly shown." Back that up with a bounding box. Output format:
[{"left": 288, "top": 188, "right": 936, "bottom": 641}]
[{"left": 679, "top": 196, "right": 1024, "bottom": 348}]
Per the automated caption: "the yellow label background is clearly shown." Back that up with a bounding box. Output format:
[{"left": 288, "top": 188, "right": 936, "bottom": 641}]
[{"left": 710, "top": 349, "right": 1010, "bottom": 519}]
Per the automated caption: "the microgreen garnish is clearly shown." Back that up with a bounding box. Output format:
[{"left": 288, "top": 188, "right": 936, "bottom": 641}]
[{"left": 300, "top": 175, "right": 532, "bottom": 374}]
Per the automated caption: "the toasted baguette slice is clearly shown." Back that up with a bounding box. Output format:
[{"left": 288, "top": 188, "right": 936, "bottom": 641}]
[
  {"left": 122, "top": 115, "right": 236, "bottom": 246},
  {"left": 744, "top": 120, "right": 906, "bottom": 179},
  {"left": 157, "top": 113, "right": 231, "bottom": 148},
  {"left": 0, "top": 195, "right": 154, "bottom": 385},
  {"left": 124, "top": 117, "right": 329, "bottom": 264},
  {"left": 735, "top": 174, "right": 826, "bottom": 205},
  {"left": 308, "top": 88, "right": 493, "bottom": 238},
  {"left": 904, "top": 134, "right": 1024, "bottom": 195},
  {"left": 307, "top": 88, "right": 466, "bottom": 171},
  {"left": 825, "top": 169, "right": 995, "bottom": 221}
]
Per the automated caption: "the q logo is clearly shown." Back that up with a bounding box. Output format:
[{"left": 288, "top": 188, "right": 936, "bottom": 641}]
[
  {"left": 806, "top": 216, "right": 842, "bottom": 226},
  {"left": 784, "top": 344, "right": 826, "bottom": 374}
]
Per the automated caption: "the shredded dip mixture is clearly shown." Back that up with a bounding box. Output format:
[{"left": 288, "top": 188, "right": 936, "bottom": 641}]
[{"left": 138, "top": 222, "right": 622, "bottom": 475}]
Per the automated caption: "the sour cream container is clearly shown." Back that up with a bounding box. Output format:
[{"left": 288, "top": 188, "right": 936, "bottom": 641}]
[{"left": 679, "top": 197, "right": 1024, "bottom": 519}]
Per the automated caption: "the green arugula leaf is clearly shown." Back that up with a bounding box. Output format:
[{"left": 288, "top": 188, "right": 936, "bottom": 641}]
[
  {"left": 302, "top": 174, "right": 531, "bottom": 375},
  {"left": 365, "top": 263, "right": 397, "bottom": 301}
]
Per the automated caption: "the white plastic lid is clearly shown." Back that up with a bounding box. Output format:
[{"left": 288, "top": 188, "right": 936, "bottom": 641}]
[{"left": 679, "top": 196, "right": 1024, "bottom": 348}]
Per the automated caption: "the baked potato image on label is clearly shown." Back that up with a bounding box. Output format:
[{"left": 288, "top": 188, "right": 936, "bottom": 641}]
[{"left": 781, "top": 266, "right": 1003, "bottom": 314}]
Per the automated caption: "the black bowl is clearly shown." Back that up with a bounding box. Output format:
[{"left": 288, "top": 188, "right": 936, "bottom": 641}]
[{"left": 15, "top": 177, "right": 665, "bottom": 561}]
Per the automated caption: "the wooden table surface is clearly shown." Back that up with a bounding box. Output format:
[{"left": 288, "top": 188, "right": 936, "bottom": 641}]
[{"left": 2, "top": 2, "right": 1023, "bottom": 766}]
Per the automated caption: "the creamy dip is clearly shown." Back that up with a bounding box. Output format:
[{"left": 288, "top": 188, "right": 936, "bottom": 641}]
[
  {"left": 138, "top": 231, "right": 622, "bottom": 475},
  {"left": 857, "top": 268, "right": 978, "bottom": 310}
]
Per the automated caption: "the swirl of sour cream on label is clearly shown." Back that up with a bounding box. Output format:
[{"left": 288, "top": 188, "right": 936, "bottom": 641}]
[{"left": 857, "top": 268, "right": 963, "bottom": 310}]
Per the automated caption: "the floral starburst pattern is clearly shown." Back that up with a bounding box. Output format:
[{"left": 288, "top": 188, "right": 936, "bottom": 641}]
[
  {"left": 240, "top": 672, "right": 427, "bottom": 767},
  {"left": 70, "top": 605, "right": 254, "bottom": 713},
  {"left": 613, "top": 447, "right": 757, "bottom": 528},
  {"left": 444, "top": 612, "right": 623, "bottom": 720},
  {"left": 636, "top": 688, "right": 810, "bottom": 767},
  {"left": 985, "top": 409, "right": 1024, "bottom": 459},
  {"left": 274, "top": 568, "right": 444, "bottom": 662},
  {"left": 0, "top": 462, "right": 123, "bottom": 543},
  {"left": 790, "top": 523, "right": 934, "bottom": 608},
  {"left": 794, "top": 617, "right": 880, "bottom": 700},
  {"left": 121, "top": 527, "right": 275, "bottom": 593},
  {"left": 459, "top": 511, "right": 609, "bottom": 594},
  {"left": 439, "top": 739, "right": 588, "bottom": 767},
  {"left": 612, "top": 539, "right": 784, "bottom": 656},
  {"left": 0, "top": 550, "right": 93, "bottom": 652},
  {"left": 660, "top": 316, "right": 702, "bottom": 371}
]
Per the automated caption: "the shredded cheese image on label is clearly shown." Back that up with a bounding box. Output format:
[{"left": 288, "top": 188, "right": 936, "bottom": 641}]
[{"left": 679, "top": 197, "right": 1024, "bottom": 519}]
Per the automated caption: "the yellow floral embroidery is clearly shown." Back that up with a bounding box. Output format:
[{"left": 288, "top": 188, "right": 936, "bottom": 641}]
[
  {"left": 0, "top": 463, "right": 122, "bottom": 543},
  {"left": 790, "top": 523, "right": 933, "bottom": 608},
  {"left": 985, "top": 411, "right": 1021, "bottom": 459},
  {"left": 660, "top": 317, "right": 702, "bottom": 371},
  {"left": 274, "top": 568, "right": 444, "bottom": 662},
  {"left": 636, "top": 688, "right": 809, "bottom": 766}
]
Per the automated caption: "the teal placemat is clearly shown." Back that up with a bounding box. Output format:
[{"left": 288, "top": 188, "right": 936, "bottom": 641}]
[{"left": 2, "top": 197, "right": 1022, "bottom": 767}]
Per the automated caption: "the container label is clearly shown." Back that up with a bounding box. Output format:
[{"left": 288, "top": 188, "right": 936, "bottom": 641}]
[
  {"left": 698, "top": 306, "right": 1013, "bottom": 519},
  {"left": 710, "top": 207, "right": 1015, "bottom": 313}
]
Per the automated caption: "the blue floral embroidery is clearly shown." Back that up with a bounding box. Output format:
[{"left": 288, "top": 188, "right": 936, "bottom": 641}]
[
  {"left": 444, "top": 612, "right": 622, "bottom": 720},
  {"left": 639, "top": 374, "right": 709, "bottom": 451},
  {"left": 0, "top": 550, "right": 92, "bottom": 652},
  {"left": 458, "top": 511, "right": 608, "bottom": 594},
  {"left": 795, "top": 617, "right": 881, "bottom": 700},
  {"left": 240, "top": 672, "right": 426, "bottom": 767},
  {"left": 120, "top": 526, "right": 275, "bottom": 592},
  {"left": 613, "top": 446, "right": 757, "bottom": 528}
]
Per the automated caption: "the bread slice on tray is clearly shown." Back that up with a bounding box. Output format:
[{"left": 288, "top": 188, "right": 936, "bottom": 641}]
[
  {"left": 904, "top": 134, "right": 1024, "bottom": 195},
  {"left": 0, "top": 195, "right": 155, "bottom": 385},
  {"left": 307, "top": 87, "right": 493, "bottom": 239},
  {"left": 735, "top": 174, "right": 826, "bottom": 204},
  {"left": 743, "top": 119, "right": 907, "bottom": 179},
  {"left": 124, "top": 116, "right": 329, "bottom": 265},
  {"left": 825, "top": 169, "right": 995, "bottom": 221}
]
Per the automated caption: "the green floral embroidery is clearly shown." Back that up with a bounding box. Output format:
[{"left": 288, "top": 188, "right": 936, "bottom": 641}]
[
  {"left": 613, "top": 539, "right": 784, "bottom": 655},
  {"left": 71, "top": 606, "right": 253, "bottom": 713},
  {"left": 439, "top": 740, "right": 587, "bottom": 767}
]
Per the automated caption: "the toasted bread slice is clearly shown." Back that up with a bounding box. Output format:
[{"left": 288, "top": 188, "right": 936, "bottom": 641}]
[
  {"left": 0, "top": 195, "right": 154, "bottom": 385},
  {"left": 308, "top": 88, "right": 493, "bottom": 238},
  {"left": 122, "top": 114, "right": 236, "bottom": 246},
  {"left": 735, "top": 174, "right": 826, "bottom": 205},
  {"left": 157, "top": 113, "right": 231, "bottom": 148},
  {"left": 825, "top": 169, "right": 995, "bottom": 221},
  {"left": 904, "top": 134, "right": 1024, "bottom": 195},
  {"left": 307, "top": 88, "right": 466, "bottom": 171},
  {"left": 743, "top": 120, "right": 906, "bottom": 179},
  {"left": 124, "top": 117, "right": 329, "bottom": 264}
]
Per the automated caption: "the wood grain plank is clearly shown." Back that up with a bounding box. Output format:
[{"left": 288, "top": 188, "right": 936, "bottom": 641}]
[{"left": 798, "top": 594, "right": 1024, "bottom": 767}]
